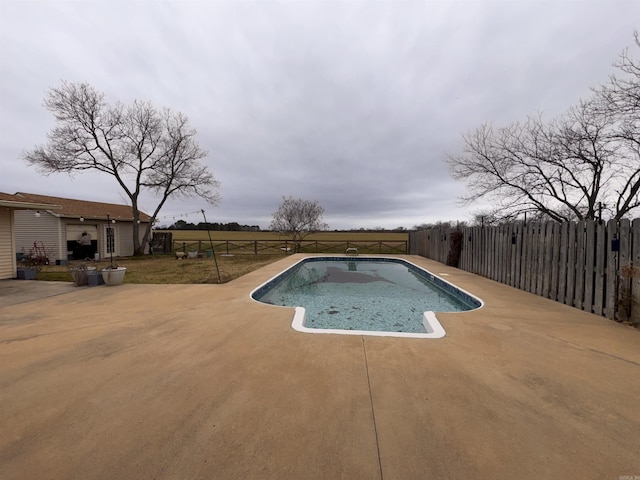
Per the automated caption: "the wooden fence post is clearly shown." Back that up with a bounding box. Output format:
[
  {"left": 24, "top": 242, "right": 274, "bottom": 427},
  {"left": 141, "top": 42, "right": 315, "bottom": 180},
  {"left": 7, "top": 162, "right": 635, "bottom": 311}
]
[
  {"left": 541, "top": 222, "right": 553, "bottom": 298},
  {"left": 558, "top": 222, "right": 569, "bottom": 305},
  {"left": 491, "top": 225, "right": 497, "bottom": 281},
  {"left": 566, "top": 221, "right": 577, "bottom": 306},
  {"left": 593, "top": 221, "right": 606, "bottom": 316},
  {"left": 574, "top": 221, "right": 586, "bottom": 310},
  {"left": 482, "top": 226, "right": 489, "bottom": 278},
  {"left": 528, "top": 222, "right": 536, "bottom": 293},
  {"left": 583, "top": 220, "right": 596, "bottom": 312},
  {"left": 604, "top": 219, "right": 618, "bottom": 320},
  {"left": 618, "top": 219, "right": 631, "bottom": 321},
  {"left": 497, "top": 225, "right": 505, "bottom": 283},
  {"left": 513, "top": 223, "right": 523, "bottom": 289},
  {"left": 550, "top": 222, "right": 561, "bottom": 302}
]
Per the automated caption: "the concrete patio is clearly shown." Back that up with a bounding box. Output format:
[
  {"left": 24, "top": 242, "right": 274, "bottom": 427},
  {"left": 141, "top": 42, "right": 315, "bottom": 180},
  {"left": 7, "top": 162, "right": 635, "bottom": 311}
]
[{"left": 1, "top": 255, "right": 639, "bottom": 479}]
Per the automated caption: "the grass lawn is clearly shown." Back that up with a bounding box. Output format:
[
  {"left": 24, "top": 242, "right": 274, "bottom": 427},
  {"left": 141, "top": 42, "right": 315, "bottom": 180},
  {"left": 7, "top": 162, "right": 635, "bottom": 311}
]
[{"left": 37, "top": 254, "right": 288, "bottom": 284}]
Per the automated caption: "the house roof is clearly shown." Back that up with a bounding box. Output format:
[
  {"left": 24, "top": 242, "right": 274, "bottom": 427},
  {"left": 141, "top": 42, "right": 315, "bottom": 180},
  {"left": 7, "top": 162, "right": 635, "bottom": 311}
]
[
  {"left": 12, "top": 193, "right": 151, "bottom": 222},
  {"left": 0, "top": 192, "right": 63, "bottom": 210}
]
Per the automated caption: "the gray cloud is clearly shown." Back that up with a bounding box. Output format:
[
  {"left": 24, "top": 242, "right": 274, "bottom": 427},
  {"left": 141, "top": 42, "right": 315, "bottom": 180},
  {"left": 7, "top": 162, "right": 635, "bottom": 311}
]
[{"left": 1, "top": 0, "right": 638, "bottom": 229}]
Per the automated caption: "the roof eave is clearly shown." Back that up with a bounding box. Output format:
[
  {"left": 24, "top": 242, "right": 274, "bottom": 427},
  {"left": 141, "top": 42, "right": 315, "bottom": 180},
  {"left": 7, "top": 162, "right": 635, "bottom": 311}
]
[
  {"left": 58, "top": 214, "right": 151, "bottom": 223},
  {"left": 0, "top": 201, "right": 63, "bottom": 210}
]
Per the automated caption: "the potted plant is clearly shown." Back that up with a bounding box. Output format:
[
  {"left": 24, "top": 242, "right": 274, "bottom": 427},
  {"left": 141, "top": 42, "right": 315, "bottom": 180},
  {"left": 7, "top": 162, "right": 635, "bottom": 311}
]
[
  {"left": 17, "top": 264, "right": 38, "bottom": 280},
  {"left": 69, "top": 263, "right": 97, "bottom": 286},
  {"left": 86, "top": 268, "right": 105, "bottom": 286},
  {"left": 100, "top": 234, "right": 126, "bottom": 286},
  {"left": 16, "top": 252, "right": 43, "bottom": 280},
  {"left": 101, "top": 263, "right": 127, "bottom": 286}
]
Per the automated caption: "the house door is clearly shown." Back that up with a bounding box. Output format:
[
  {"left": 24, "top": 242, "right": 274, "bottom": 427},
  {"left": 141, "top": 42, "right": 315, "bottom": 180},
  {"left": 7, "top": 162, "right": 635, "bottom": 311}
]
[{"left": 104, "top": 224, "right": 119, "bottom": 258}]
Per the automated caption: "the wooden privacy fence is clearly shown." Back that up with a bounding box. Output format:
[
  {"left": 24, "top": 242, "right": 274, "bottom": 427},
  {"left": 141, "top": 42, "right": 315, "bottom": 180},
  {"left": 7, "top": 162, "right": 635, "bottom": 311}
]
[{"left": 409, "top": 219, "right": 640, "bottom": 325}]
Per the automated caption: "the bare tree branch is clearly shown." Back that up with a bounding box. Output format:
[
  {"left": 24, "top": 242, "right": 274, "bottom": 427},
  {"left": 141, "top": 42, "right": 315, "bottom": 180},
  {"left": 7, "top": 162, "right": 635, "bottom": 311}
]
[
  {"left": 23, "top": 82, "right": 220, "bottom": 254},
  {"left": 269, "top": 196, "right": 329, "bottom": 252},
  {"left": 447, "top": 32, "right": 640, "bottom": 222}
]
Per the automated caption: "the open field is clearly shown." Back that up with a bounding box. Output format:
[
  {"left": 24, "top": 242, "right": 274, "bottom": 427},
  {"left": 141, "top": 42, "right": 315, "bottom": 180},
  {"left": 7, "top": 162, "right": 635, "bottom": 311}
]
[
  {"left": 157, "top": 230, "right": 410, "bottom": 255},
  {"left": 156, "top": 230, "right": 409, "bottom": 241},
  {"left": 38, "top": 233, "right": 411, "bottom": 284},
  {"left": 37, "top": 254, "right": 287, "bottom": 284}
]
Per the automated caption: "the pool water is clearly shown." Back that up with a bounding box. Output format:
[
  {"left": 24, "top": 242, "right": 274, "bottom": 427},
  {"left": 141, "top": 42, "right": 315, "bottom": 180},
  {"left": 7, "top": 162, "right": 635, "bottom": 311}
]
[{"left": 252, "top": 257, "right": 481, "bottom": 336}]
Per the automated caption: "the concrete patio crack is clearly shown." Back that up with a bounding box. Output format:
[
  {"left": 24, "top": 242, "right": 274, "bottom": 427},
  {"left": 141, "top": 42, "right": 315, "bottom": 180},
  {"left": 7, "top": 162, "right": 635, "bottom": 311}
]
[{"left": 362, "top": 336, "right": 384, "bottom": 480}]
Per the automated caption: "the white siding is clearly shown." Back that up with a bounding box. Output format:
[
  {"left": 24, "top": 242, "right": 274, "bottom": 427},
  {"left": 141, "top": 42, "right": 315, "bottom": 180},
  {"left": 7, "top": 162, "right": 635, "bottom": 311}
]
[
  {"left": 14, "top": 210, "right": 61, "bottom": 261},
  {"left": 139, "top": 224, "right": 150, "bottom": 254},
  {"left": 120, "top": 223, "right": 134, "bottom": 256},
  {"left": 117, "top": 222, "right": 150, "bottom": 256},
  {"left": 65, "top": 224, "right": 98, "bottom": 242},
  {"left": 0, "top": 208, "right": 15, "bottom": 279},
  {"left": 12, "top": 212, "right": 151, "bottom": 261}
]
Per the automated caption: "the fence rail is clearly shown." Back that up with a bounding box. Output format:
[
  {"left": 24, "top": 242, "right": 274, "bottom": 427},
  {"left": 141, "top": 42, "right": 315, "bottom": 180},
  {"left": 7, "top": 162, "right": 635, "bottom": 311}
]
[
  {"left": 409, "top": 219, "right": 640, "bottom": 325},
  {"left": 168, "top": 239, "right": 408, "bottom": 256}
]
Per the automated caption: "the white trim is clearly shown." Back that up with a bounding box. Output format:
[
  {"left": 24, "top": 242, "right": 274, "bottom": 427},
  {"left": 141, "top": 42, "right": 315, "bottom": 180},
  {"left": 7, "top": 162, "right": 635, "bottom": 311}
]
[{"left": 290, "top": 307, "right": 447, "bottom": 339}]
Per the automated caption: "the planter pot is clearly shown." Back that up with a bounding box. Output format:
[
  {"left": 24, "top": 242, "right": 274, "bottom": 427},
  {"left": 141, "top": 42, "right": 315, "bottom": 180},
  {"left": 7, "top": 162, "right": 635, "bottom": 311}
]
[
  {"left": 16, "top": 267, "right": 38, "bottom": 280},
  {"left": 101, "top": 267, "right": 127, "bottom": 286},
  {"left": 187, "top": 251, "right": 198, "bottom": 258},
  {"left": 70, "top": 266, "right": 96, "bottom": 286},
  {"left": 87, "top": 270, "right": 105, "bottom": 287}
]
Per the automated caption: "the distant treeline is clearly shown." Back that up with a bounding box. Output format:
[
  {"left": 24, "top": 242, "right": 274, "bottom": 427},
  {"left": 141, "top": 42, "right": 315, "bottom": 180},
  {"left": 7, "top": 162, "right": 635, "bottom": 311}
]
[
  {"left": 161, "top": 220, "right": 441, "bottom": 232},
  {"left": 164, "top": 220, "right": 260, "bottom": 231}
]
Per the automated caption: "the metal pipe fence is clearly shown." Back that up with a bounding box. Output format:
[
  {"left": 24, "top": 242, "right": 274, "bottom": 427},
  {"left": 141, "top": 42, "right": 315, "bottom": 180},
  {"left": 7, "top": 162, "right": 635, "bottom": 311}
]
[{"left": 168, "top": 239, "right": 408, "bottom": 256}]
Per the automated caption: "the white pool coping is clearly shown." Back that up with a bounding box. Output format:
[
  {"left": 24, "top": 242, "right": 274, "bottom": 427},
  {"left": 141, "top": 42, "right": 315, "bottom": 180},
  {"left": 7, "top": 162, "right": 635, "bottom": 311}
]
[
  {"left": 250, "top": 256, "right": 483, "bottom": 339},
  {"left": 291, "top": 307, "right": 447, "bottom": 338}
]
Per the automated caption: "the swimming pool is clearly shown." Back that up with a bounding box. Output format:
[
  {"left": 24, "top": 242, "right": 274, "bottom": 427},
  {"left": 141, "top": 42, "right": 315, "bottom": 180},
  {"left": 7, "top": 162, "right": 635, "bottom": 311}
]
[{"left": 251, "top": 257, "right": 482, "bottom": 338}]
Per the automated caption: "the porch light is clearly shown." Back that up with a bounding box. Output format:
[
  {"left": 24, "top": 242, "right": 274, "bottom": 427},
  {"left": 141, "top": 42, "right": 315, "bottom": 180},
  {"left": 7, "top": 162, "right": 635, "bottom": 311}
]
[
  {"left": 80, "top": 216, "right": 84, "bottom": 222},
  {"left": 35, "top": 211, "right": 41, "bottom": 217}
]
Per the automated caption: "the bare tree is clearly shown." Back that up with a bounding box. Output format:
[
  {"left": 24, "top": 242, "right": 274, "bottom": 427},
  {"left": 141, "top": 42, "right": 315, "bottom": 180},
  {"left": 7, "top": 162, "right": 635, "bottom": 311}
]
[
  {"left": 594, "top": 31, "right": 640, "bottom": 218},
  {"left": 446, "top": 110, "right": 612, "bottom": 223},
  {"left": 270, "top": 196, "right": 329, "bottom": 252},
  {"left": 447, "top": 33, "right": 640, "bottom": 222},
  {"left": 446, "top": 117, "right": 561, "bottom": 222},
  {"left": 23, "top": 82, "right": 220, "bottom": 255},
  {"left": 413, "top": 220, "right": 468, "bottom": 230},
  {"left": 545, "top": 99, "right": 621, "bottom": 220}
]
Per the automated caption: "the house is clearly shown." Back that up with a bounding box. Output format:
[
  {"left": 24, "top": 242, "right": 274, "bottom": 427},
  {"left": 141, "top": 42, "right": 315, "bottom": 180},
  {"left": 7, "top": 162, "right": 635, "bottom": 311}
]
[
  {"left": 0, "top": 192, "right": 62, "bottom": 280},
  {"left": 10, "top": 193, "right": 152, "bottom": 267}
]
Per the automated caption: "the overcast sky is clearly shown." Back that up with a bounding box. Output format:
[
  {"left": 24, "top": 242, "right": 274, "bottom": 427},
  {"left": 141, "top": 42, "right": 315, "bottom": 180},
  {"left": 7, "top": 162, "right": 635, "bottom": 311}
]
[{"left": 1, "top": 1, "right": 638, "bottom": 230}]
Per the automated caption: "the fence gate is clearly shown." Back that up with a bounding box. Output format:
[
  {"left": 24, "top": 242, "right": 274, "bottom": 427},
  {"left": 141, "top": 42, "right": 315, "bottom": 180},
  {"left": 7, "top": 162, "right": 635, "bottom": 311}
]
[{"left": 151, "top": 232, "right": 173, "bottom": 254}]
